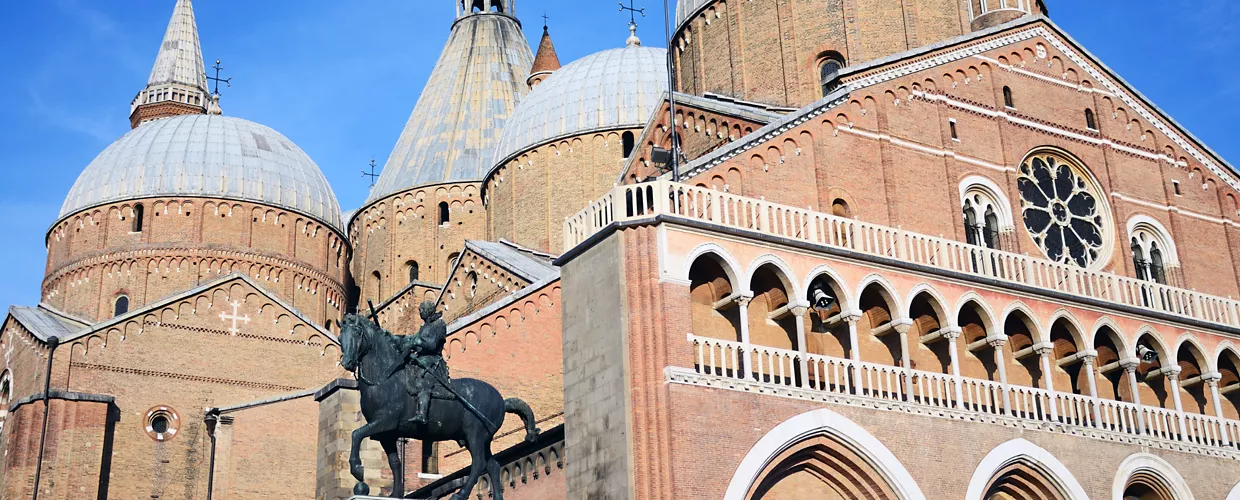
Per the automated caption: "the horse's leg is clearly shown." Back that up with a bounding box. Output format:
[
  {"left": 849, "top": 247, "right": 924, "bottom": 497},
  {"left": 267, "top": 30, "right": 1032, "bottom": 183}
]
[
  {"left": 486, "top": 449, "right": 504, "bottom": 500},
  {"left": 348, "top": 420, "right": 387, "bottom": 495},
  {"left": 449, "top": 436, "right": 488, "bottom": 500},
  {"left": 380, "top": 438, "right": 404, "bottom": 499}
]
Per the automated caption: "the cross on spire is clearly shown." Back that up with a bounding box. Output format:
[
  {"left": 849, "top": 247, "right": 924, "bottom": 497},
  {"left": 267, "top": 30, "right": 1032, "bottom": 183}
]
[
  {"left": 542, "top": 13, "right": 550, "bottom": 30},
  {"left": 619, "top": 0, "right": 645, "bottom": 26},
  {"left": 361, "top": 157, "right": 381, "bottom": 188},
  {"left": 208, "top": 59, "right": 232, "bottom": 96}
]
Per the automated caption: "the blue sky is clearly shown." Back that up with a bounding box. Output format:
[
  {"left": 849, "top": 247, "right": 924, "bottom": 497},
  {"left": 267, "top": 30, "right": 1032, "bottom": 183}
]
[{"left": 0, "top": 0, "right": 1234, "bottom": 309}]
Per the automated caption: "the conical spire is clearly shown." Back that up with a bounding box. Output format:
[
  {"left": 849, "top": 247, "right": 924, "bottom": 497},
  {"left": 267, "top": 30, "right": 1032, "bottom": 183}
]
[
  {"left": 129, "top": 0, "right": 209, "bottom": 128},
  {"left": 527, "top": 25, "right": 561, "bottom": 88},
  {"left": 365, "top": 3, "right": 533, "bottom": 205}
]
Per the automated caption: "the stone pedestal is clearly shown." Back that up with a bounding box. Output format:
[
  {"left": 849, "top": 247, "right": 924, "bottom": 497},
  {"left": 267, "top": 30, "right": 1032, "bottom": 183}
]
[{"left": 316, "top": 379, "right": 392, "bottom": 500}]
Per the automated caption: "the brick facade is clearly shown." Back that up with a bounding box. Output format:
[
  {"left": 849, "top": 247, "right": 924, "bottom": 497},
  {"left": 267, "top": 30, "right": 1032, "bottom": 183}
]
[
  {"left": 485, "top": 130, "right": 639, "bottom": 254},
  {"left": 45, "top": 197, "right": 348, "bottom": 325},
  {"left": 350, "top": 182, "right": 486, "bottom": 306}
]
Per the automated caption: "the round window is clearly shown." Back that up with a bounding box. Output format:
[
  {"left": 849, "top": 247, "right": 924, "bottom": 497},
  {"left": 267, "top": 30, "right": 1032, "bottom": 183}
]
[
  {"left": 1017, "top": 151, "right": 1109, "bottom": 268},
  {"left": 145, "top": 406, "right": 180, "bottom": 441}
]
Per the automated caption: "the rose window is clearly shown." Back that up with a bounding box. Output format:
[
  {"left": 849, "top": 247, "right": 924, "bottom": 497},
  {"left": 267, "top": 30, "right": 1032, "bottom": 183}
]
[{"left": 1018, "top": 152, "right": 1107, "bottom": 268}]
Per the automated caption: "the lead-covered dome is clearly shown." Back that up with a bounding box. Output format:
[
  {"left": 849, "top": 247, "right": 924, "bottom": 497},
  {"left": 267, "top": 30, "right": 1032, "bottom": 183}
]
[
  {"left": 59, "top": 114, "right": 344, "bottom": 232},
  {"left": 489, "top": 45, "right": 668, "bottom": 168}
]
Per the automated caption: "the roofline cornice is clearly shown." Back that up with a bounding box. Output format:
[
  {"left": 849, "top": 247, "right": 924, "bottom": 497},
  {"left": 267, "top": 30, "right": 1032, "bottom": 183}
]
[
  {"left": 48, "top": 195, "right": 348, "bottom": 246},
  {"left": 348, "top": 179, "right": 485, "bottom": 232}
]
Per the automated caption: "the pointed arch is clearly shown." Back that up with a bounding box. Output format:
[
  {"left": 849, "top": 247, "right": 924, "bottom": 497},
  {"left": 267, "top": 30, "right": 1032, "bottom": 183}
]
[
  {"left": 1000, "top": 301, "right": 1044, "bottom": 341},
  {"left": 1172, "top": 334, "right": 1212, "bottom": 372},
  {"left": 854, "top": 274, "right": 901, "bottom": 314},
  {"left": 965, "top": 439, "right": 1088, "bottom": 500},
  {"left": 1134, "top": 326, "right": 1171, "bottom": 362},
  {"left": 1112, "top": 453, "right": 1195, "bottom": 500},
  {"left": 902, "top": 283, "right": 950, "bottom": 324},
  {"left": 746, "top": 254, "right": 801, "bottom": 303},
  {"left": 682, "top": 243, "right": 743, "bottom": 288},
  {"left": 803, "top": 264, "right": 853, "bottom": 313},
  {"left": 954, "top": 293, "right": 998, "bottom": 334},
  {"left": 1046, "top": 309, "right": 1087, "bottom": 352},
  {"left": 1091, "top": 317, "right": 1130, "bottom": 355},
  {"left": 723, "top": 407, "right": 926, "bottom": 500}
]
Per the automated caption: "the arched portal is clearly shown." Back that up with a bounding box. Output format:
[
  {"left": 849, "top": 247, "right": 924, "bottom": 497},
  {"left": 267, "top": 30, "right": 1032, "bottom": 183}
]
[
  {"left": 724, "top": 408, "right": 926, "bottom": 500},
  {"left": 965, "top": 439, "right": 1087, "bottom": 500}
]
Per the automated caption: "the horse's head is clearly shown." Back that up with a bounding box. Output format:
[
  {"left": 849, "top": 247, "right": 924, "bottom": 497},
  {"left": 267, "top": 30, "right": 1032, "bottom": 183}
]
[{"left": 338, "top": 314, "right": 374, "bottom": 372}]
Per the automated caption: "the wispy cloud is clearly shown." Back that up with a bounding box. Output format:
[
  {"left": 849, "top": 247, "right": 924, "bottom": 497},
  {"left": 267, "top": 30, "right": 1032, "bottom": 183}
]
[{"left": 26, "top": 85, "right": 119, "bottom": 143}]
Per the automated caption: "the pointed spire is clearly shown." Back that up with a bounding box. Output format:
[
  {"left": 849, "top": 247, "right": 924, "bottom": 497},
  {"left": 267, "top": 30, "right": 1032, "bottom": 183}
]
[
  {"left": 129, "top": 0, "right": 210, "bottom": 128},
  {"left": 527, "top": 24, "right": 561, "bottom": 88}
]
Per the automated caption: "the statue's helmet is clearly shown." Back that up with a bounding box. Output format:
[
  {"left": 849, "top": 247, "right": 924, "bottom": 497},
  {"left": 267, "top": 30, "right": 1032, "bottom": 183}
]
[{"left": 419, "top": 301, "right": 438, "bottom": 320}]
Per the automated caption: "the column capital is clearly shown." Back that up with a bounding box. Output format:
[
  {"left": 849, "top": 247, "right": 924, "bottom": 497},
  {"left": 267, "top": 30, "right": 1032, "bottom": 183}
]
[
  {"left": 1202, "top": 371, "right": 1223, "bottom": 387},
  {"left": 891, "top": 318, "right": 913, "bottom": 335},
  {"left": 1079, "top": 350, "right": 1099, "bottom": 365},
  {"left": 789, "top": 301, "right": 811, "bottom": 318},
  {"left": 987, "top": 335, "right": 1008, "bottom": 349},
  {"left": 1032, "top": 342, "right": 1055, "bottom": 357},
  {"left": 841, "top": 309, "right": 864, "bottom": 323},
  {"left": 1119, "top": 358, "right": 1141, "bottom": 373},
  {"left": 941, "top": 326, "right": 963, "bottom": 340},
  {"left": 1163, "top": 365, "right": 1183, "bottom": 379}
]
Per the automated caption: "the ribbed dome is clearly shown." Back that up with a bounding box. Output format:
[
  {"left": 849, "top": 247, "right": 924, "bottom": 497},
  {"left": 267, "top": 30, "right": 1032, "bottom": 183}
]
[
  {"left": 490, "top": 45, "right": 668, "bottom": 167},
  {"left": 59, "top": 114, "right": 343, "bottom": 232}
]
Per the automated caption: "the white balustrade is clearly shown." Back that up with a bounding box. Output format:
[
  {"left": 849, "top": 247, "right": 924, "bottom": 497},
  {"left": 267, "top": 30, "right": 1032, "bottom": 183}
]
[
  {"left": 685, "top": 334, "right": 1240, "bottom": 453},
  {"left": 571, "top": 182, "right": 1240, "bottom": 329}
]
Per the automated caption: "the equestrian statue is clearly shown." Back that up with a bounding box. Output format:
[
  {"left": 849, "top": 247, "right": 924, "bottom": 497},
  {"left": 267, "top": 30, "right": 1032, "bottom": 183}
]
[{"left": 339, "top": 301, "right": 539, "bottom": 499}]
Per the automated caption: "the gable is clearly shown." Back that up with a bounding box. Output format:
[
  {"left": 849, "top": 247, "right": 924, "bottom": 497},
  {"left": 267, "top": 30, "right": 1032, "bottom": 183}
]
[
  {"left": 621, "top": 93, "right": 782, "bottom": 184},
  {"left": 437, "top": 240, "right": 557, "bottom": 325}
]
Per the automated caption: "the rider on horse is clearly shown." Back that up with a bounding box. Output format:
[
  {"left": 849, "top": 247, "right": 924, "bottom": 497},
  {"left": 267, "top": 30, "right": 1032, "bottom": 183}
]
[{"left": 394, "top": 301, "right": 452, "bottom": 424}]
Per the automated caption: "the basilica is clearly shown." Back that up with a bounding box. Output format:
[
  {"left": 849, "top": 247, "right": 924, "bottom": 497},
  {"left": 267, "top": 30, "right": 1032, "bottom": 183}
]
[{"left": 4, "top": 0, "right": 1240, "bottom": 498}]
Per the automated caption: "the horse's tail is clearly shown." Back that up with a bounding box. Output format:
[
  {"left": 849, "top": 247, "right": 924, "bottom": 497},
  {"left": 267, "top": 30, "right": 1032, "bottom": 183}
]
[{"left": 504, "top": 398, "right": 539, "bottom": 443}]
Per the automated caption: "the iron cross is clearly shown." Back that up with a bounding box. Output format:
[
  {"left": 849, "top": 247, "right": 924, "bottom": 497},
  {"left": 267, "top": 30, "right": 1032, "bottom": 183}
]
[
  {"left": 619, "top": 0, "right": 645, "bottom": 25},
  {"left": 542, "top": 13, "right": 550, "bottom": 29},
  {"left": 208, "top": 59, "right": 232, "bottom": 96},
  {"left": 361, "top": 157, "right": 380, "bottom": 187}
]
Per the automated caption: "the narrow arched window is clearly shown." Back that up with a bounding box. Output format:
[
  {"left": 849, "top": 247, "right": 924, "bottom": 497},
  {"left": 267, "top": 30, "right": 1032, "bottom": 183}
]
[
  {"left": 132, "top": 204, "right": 145, "bottom": 232},
  {"left": 438, "top": 202, "right": 450, "bottom": 225},
  {"left": 371, "top": 271, "right": 382, "bottom": 303},
  {"left": 113, "top": 295, "right": 130, "bottom": 317},
  {"left": 1130, "top": 238, "right": 1149, "bottom": 281},
  {"left": 1002, "top": 86, "right": 1014, "bottom": 108},
  {"left": 1149, "top": 242, "right": 1167, "bottom": 284},
  {"left": 622, "top": 131, "right": 636, "bottom": 158},
  {"left": 963, "top": 201, "right": 980, "bottom": 245},
  {"left": 447, "top": 253, "right": 460, "bottom": 272},
  {"left": 408, "top": 261, "right": 420, "bottom": 283},
  {"left": 819, "top": 56, "right": 844, "bottom": 97},
  {"left": 983, "top": 206, "right": 1000, "bottom": 249},
  {"left": 1085, "top": 108, "right": 1098, "bottom": 130}
]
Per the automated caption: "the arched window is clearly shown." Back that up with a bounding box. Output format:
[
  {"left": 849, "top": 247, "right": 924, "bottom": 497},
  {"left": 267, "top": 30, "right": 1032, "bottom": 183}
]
[
  {"left": 447, "top": 252, "right": 460, "bottom": 273},
  {"left": 113, "top": 295, "right": 130, "bottom": 317},
  {"left": 132, "top": 204, "right": 145, "bottom": 232},
  {"left": 438, "top": 202, "right": 450, "bottom": 225},
  {"left": 621, "top": 131, "right": 636, "bottom": 158},
  {"left": 1085, "top": 108, "right": 1098, "bottom": 130},
  {"left": 0, "top": 373, "right": 10, "bottom": 434},
  {"left": 831, "top": 198, "right": 851, "bottom": 218},
  {"left": 1128, "top": 218, "right": 1177, "bottom": 285},
  {"left": 959, "top": 179, "right": 1012, "bottom": 251},
  {"left": 467, "top": 271, "right": 479, "bottom": 297},
  {"left": 819, "top": 55, "right": 844, "bottom": 97},
  {"left": 1002, "top": 86, "right": 1014, "bottom": 108},
  {"left": 407, "top": 261, "right": 420, "bottom": 283},
  {"left": 370, "top": 271, "right": 382, "bottom": 303}
]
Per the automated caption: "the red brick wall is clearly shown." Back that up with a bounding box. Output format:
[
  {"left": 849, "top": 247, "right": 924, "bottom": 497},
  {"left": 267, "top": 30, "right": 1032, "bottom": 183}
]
[
  {"left": 2, "top": 396, "right": 113, "bottom": 500},
  {"left": 685, "top": 27, "right": 1240, "bottom": 298},
  {"left": 437, "top": 248, "right": 533, "bottom": 325},
  {"left": 486, "top": 130, "right": 636, "bottom": 254},
  {"left": 44, "top": 197, "right": 347, "bottom": 325},
  {"left": 350, "top": 182, "right": 486, "bottom": 305},
  {"left": 672, "top": 0, "right": 975, "bottom": 108}
]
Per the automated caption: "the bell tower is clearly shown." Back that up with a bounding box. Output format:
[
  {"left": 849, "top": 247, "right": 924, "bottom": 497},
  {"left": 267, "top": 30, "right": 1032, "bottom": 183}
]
[{"left": 459, "top": 0, "right": 514, "bottom": 18}]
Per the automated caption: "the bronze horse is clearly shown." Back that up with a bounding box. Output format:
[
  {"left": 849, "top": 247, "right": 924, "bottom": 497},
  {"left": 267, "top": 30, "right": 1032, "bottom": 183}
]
[{"left": 339, "top": 314, "right": 538, "bottom": 499}]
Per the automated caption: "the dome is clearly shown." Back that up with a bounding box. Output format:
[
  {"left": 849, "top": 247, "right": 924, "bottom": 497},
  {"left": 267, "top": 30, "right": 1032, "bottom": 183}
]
[
  {"left": 490, "top": 45, "right": 668, "bottom": 168},
  {"left": 59, "top": 114, "right": 344, "bottom": 232}
]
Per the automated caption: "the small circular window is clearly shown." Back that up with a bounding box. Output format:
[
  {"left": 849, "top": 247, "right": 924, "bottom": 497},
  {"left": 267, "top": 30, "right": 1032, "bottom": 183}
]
[
  {"left": 1017, "top": 150, "right": 1110, "bottom": 268},
  {"left": 145, "top": 406, "right": 180, "bottom": 441}
]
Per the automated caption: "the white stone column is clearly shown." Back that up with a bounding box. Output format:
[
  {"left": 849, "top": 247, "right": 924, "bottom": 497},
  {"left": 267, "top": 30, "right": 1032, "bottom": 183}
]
[
  {"left": 1081, "top": 354, "right": 1102, "bottom": 427},
  {"left": 1034, "top": 343, "right": 1058, "bottom": 421},
  {"left": 942, "top": 327, "right": 964, "bottom": 407},
  {"left": 1122, "top": 359, "right": 1146, "bottom": 435},
  {"left": 844, "top": 311, "right": 863, "bottom": 395},
  {"left": 1204, "top": 373, "right": 1230, "bottom": 445},
  {"left": 1166, "top": 366, "right": 1187, "bottom": 438},
  {"left": 893, "top": 320, "right": 913, "bottom": 401},
  {"left": 736, "top": 296, "right": 753, "bottom": 380},
  {"left": 791, "top": 304, "right": 810, "bottom": 387},
  {"left": 991, "top": 338, "right": 1013, "bottom": 415}
]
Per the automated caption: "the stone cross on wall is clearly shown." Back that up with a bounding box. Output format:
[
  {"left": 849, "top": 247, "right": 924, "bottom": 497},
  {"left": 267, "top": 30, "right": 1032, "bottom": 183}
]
[{"left": 219, "top": 300, "right": 251, "bottom": 335}]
